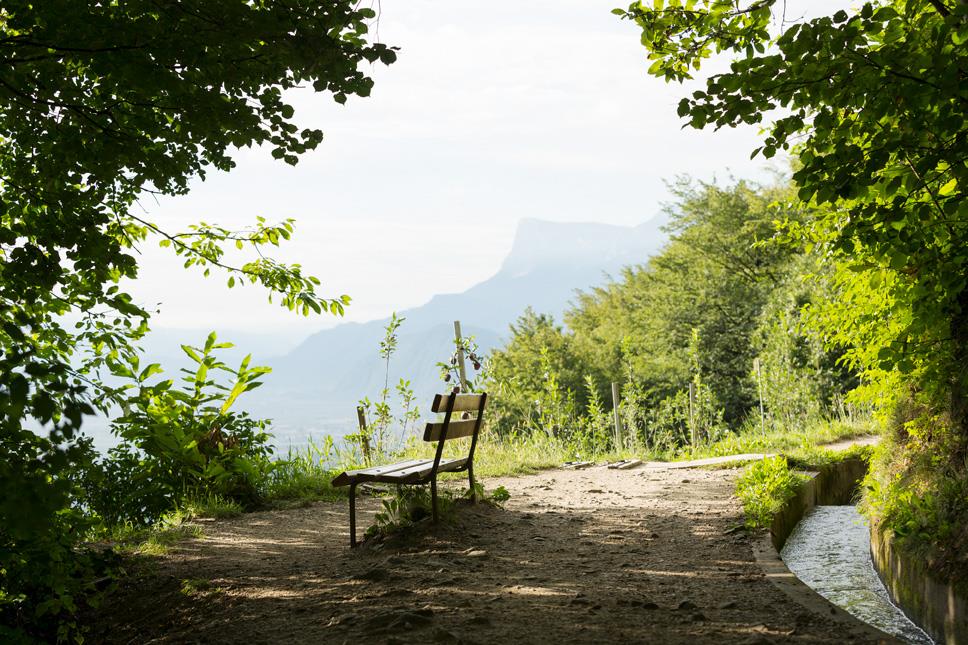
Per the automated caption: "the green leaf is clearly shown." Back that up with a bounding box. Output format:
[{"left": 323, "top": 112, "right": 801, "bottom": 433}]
[
  {"left": 138, "top": 363, "right": 164, "bottom": 381},
  {"left": 181, "top": 345, "right": 202, "bottom": 363},
  {"left": 938, "top": 178, "right": 957, "bottom": 196}
]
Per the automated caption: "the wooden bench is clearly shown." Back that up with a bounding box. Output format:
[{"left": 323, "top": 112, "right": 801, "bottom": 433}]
[{"left": 332, "top": 391, "right": 487, "bottom": 547}]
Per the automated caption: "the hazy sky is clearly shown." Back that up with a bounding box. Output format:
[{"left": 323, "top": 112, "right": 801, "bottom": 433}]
[{"left": 126, "top": 0, "right": 848, "bottom": 345}]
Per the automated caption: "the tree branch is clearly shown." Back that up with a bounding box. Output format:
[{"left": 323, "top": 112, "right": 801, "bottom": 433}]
[{"left": 926, "top": 0, "right": 951, "bottom": 17}]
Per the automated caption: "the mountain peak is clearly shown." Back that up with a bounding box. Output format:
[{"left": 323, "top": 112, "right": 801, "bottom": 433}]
[
  {"left": 246, "top": 213, "right": 667, "bottom": 440},
  {"left": 500, "top": 216, "right": 663, "bottom": 277}
]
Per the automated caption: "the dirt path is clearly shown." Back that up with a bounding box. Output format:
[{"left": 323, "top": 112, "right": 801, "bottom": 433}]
[{"left": 94, "top": 459, "right": 892, "bottom": 644}]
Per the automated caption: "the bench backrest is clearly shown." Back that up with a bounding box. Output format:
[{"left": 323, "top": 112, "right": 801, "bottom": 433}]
[{"left": 423, "top": 392, "right": 487, "bottom": 473}]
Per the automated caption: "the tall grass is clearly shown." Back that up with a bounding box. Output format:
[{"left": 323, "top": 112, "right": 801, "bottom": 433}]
[
  {"left": 734, "top": 456, "right": 811, "bottom": 529},
  {"left": 252, "top": 411, "right": 877, "bottom": 510},
  {"left": 394, "top": 431, "right": 623, "bottom": 479},
  {"left": 262, "top": 437, "right": 359, "bottom": 503},
  {"left": 258, "top": 415, "right": 876, "bottom": 501},
  {"left": 673, "top": 416, "right": 876, "bottom": 462}
]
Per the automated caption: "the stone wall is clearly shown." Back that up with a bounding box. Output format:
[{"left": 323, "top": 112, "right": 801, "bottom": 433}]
[{"left": 871, "top": 526, "right": 968, "bottom": 644}]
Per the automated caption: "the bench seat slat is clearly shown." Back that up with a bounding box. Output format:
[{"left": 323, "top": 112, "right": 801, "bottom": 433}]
[
  {"left": 331, "top": 459, "right": 428, "bottom": 486},
  {"left": 423, "top": 418, "right": 477, "bottom": 442},
  {"left": 332, "top": 458, "right": 468, "bottom": 486},
  {"left": 373, "top": 457, "right": 467, "bottom": 483}
]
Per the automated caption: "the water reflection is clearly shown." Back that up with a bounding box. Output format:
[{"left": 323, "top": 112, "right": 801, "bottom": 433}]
[{"left": 780, "top": 505, "right": 934, "bottom": 645}]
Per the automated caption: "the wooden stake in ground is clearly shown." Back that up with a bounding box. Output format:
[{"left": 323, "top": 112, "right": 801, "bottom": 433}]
[
  {"left": 611, "top": 381, "right": 623, "bottom": 449},
  {"left": 454, "top": 320, "right": 468, "bottom": 392},
  {"left": 356, "top": 406, "right": 371, "bottom": 465},
  {"left": 754, "top": 357, "right": 766, "bottom": 435},
  {"left": 689, "top": 381, "right": 697, "bottom": 446}
]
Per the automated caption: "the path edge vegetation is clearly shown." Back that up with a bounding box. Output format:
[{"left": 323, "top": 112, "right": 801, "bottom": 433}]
[{"left": 734, "top": 445, "right": 875, "bottom": 531}]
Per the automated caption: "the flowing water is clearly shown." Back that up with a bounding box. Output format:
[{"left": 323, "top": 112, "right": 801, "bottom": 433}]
[{"left": 780, "top": 505, "right": 934, "bottom": 644}]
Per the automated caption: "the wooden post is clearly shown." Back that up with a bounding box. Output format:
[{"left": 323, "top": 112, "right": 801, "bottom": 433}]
[
  {"left": 688, "top": 382, "right": 697, "bottom": 446},
  {"left": 453, "top": 320, "right": 468, "bottom": 392},
  {"left": 754, "top": 357, "right": 766, "bottom": 435},
  {"left": 356, "top": 406, "right": 371, "bottom": 465},
  {"left": 611, "top": 382, "right": 623, "bottom": 450}
]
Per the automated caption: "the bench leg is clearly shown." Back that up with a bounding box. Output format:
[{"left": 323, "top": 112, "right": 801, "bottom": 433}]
[
  {"left": 468, "top": 463, "right": 476, "bottom": 503},
  {"left": 349, "top": 482, "right": 358, "bottom": 548},
  {"left": 431, "top": 477, "right": 439, "bottom": 524}
]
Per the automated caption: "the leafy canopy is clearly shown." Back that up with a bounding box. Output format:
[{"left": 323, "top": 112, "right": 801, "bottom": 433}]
[
  {"left": 617, "top": 0, "right": 968, "bottom": 578},
  {"left": 617, "top": 0, "right": 968, "bottom": 410},
  {"left": 0, "top": 1, "right": 395, "bottom": 639}
]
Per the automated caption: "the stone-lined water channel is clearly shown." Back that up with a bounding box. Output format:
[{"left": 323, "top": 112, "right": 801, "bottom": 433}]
[{"left": 781, "top": 505, "right": 934, "bottom": 644}]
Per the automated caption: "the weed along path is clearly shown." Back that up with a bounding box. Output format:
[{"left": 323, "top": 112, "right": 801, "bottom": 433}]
[{"left": 95, "top": 459, "right": 892, "bottom": 644}]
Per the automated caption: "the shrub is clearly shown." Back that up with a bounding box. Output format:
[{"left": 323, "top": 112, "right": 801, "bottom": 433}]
[
  {"left": 0, "top": 438, "right": 118, "bottom": 643},
  {"left": 735, "top": 456, "right": 809, "bottom": 529},
  {"left": 89, "top": 333, "right": 275, "bottom": 526},
  {"left": 861, "top": 398, "right": 968, "bottom": 585}
]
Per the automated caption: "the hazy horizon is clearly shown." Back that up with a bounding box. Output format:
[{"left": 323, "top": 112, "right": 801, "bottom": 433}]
[{"left": 122, "top": 0, "right": 848, "bottom": 342}]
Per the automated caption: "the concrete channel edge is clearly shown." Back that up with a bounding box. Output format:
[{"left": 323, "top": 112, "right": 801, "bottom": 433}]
[
  {"left": 751, "top": 458, "right": 900, "bottom": 643},
  {"left": 870, "top": 524, "right": 968, "bottom": 645}
]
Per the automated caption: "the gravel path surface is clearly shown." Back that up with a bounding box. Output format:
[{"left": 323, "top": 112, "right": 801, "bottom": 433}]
[{"left": 94, "top": 459, "right": 894, "bottom": 644}]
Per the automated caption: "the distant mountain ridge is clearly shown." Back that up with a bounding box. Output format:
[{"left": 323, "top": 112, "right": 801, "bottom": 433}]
[
  {"left": 84, "top": 217, "right": 667, "bottom": 452},
  {"left": 241, "top": 216, "right": 668, "bottom": 446}
]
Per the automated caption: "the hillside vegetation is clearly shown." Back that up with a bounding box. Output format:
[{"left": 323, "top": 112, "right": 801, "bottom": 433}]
[{"left": 484, "top": 179, "right": 860, "bottom": 457}]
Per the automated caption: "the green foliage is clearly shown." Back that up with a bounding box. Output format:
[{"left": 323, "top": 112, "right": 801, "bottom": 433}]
[
  {"left": 614, "top": 0, "right": 773, "bottom": 83},
  {"left": 619, "top": 0, "right": 968, "bottom": 581},
  {"left": 0, "top": 484, "right": 118, "bottom": 643},
  {"left": 366, "top": 486, "right": 456, "bottom": 540},
  {"left": 862, "top": 398, "right": 968, "bottom": 584},
  {"left": 397, "top": 430, "right": 585, "bottom": 479},
  {"left": 365, "top": 482, "right": 511, "bottom": 542},
  {"left": 437, "top": 331, "right": 488, "bottom": 392},
  {"left": 783, "top": 443, "right": 874, "bottom": 472},
  {"left": 180, "top": 578, "right": 221, "bottom": 598},
  {"left": 568, "top": 179, "right": 803, "bottom": 425},
  {"left": 640, "top": 390, "right": 691, "bottom": 451},
  {"left": 486, "top": 180, "right": 854, "bottom": 451},
  {"left": 0, "top": 2, "right": 396, "bottom": 636},
  {"left": 122, "top": 509, "right": 205, "bottom": 557},
  {"left": 179, "top": 495, "right": 244, "bottom": 521},
  {"left": 486, "top": 309, "right": 586, "bottom": 438},
  {"left": 735, "top": 456, "right": 810, "bottom": 529},
  {"left": 353, "top": 314, "right": 464, "bottom": 465},
  {"left": 372, "top": 313, "right": 405, "bottom": 459},
  {"left": 161, "top": 217, "right": 351, "bottom": 316},
  {"left": 85, "top": 334, "right": 274, "bottom": 527},
  {"left": 690, "top": 417, "right": 874, "bottom": 462},
  {"left": 753, "top": 256, "right": 859, "bottom": 430},
  {"left": 569, "top": 375, "right": 616, "bottom": 456},
  {"left": 396, "top": 378, "right": 420, "bottom": 441},
  {"left": 489, "top": 485, "right": 511, "bottom": 504},
  {"left": 262, "top": 436, "right": 351, "bottom": 504},
  {"left": 735, "top": 445, "right": 873, "bottom": 529}
]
